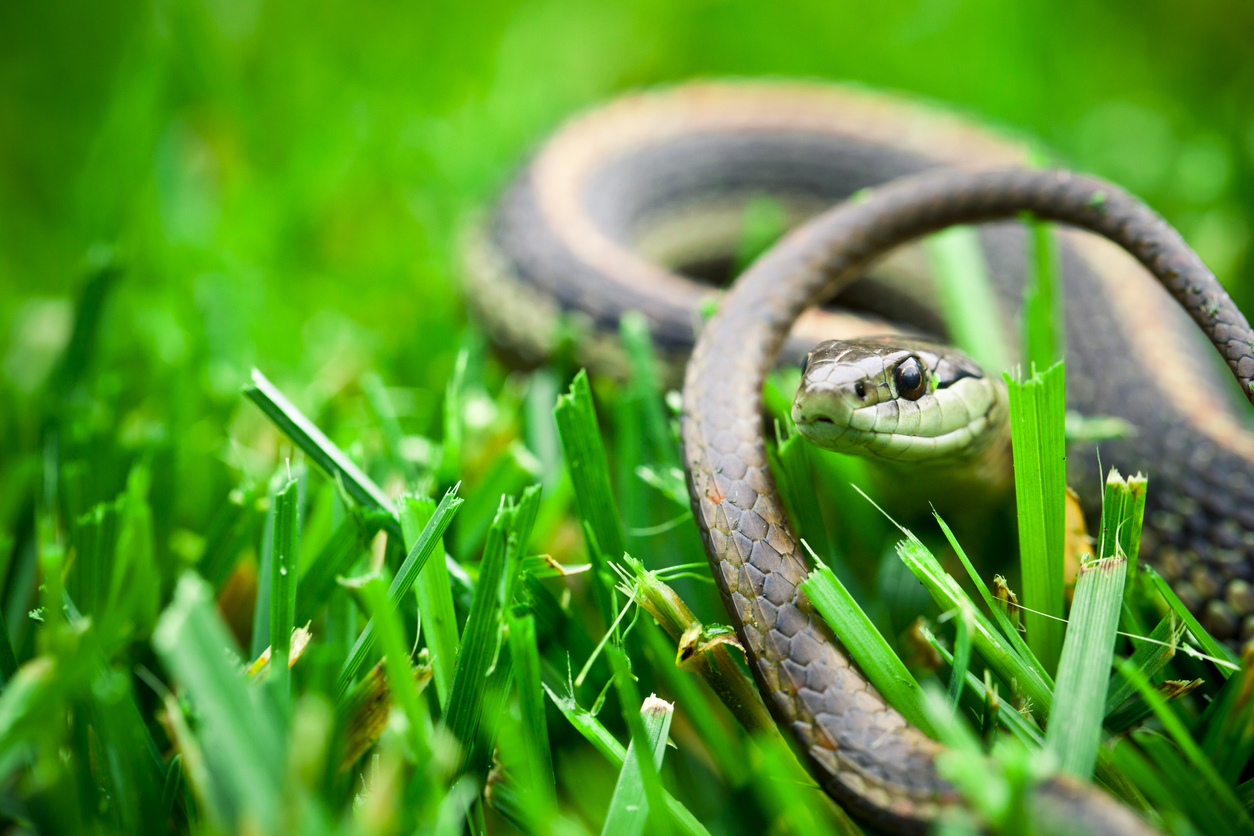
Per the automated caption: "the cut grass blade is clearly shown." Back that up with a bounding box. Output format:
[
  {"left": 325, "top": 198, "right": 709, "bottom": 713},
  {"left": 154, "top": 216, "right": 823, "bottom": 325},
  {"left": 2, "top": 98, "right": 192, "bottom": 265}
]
[
  {"left": 800, "top": 561, "right": 934, "bottom": 736},
  {"left": 601, "top": 694, "right": 674, "bottom": 836},
  {"left": 1004, "top": 361, "right": 1067, "bottom": 673},
  {"left": 244, "top": 368, "right": 396, "bottom": 521},
  {"left": 335, "top": 485, "right": 462, "bottom": 697},
  {"left": 604, "top": 647, "right": 672, "bottom": 836},
  {"left": 543, "top": 680, "right": 712, "bottom": 836},
  {"left": 1045, "top": 556, "right": 1126, "bottom": 779}
]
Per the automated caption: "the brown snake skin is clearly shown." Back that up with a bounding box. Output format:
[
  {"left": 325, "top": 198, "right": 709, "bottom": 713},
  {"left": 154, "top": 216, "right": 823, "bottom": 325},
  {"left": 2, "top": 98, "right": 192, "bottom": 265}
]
[
  {"left": 467, "top": 83, "right": 1254, "bottom": 833},
  {"left": 680, "top": 167, "right": 1252, "bottom": 833}
]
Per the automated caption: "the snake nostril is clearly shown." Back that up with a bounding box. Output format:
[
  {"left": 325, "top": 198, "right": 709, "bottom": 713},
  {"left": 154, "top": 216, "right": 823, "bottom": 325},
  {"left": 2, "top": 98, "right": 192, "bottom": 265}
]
[
  {"left": 855, "top": 382, "right": 867, "bottom": 399},
  {"left": 815, "top": 416, "right": 835, "bottom": 424}
]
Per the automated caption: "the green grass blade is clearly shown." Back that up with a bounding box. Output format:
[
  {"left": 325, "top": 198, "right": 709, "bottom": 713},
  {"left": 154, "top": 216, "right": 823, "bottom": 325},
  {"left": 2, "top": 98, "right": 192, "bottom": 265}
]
[
  {"left": 620, "top": 311, "right": 678, "bottom": 467},
  {"left": 638, "top": 617, "right": 747, "bottom": 786},
  {"left": 244, "top": 368, "right": 396, "bottom": 519},
  {"left": 1143, "top": 566, "right": 1239, "bottom": 677},
  {"left": 1105, "top": 614, "right": 1183, "bottom": 715},
  {"left": 358, "top": 573, "right": 431, "bottom": 759},
  {"left": 800, "top": 563, "right": 934, "bottom": 736},
  {"left": 335, "top": 485, "right": 462, "bottom": 697},
  {"left": 295, "top": 509, "right": 388, "bottom": 624},
  {"left": 543, "top": 681, "right": 712, "bottom": 836},
  {"left": 933, "top": 511, "right": 1053, "bottom": 687},
  {"left": 1005, "top": 362, "right": 1067, "bottom": 673},
  {"left": 554, "top": 369, "right": 622, "bottom": 625},
  {"left": 924, "top": 628, "right": 1044, "bottom": 747},
  {"left": 1045, "top": 556, "right": 1126, "bottom": 779},
  {"left": 508, "top": 613, "right": 555, "bottom": 810},
  {"left": 925, "top": 225, "right": 1013, "bottom": 372},
  {"left": 1134, "top": 729, "right": 1253, "bottom": 836},
  {"left": 896, "top": 536, "right": 1054, "bottom": 717},
  {"left": 1114, "top": 657, "right": 1254, "bottom": 833},
  {"left": 444, "top": 500, "right": 511, "bottom": 759},
  {"left": 400, "top": 495, "right": 459, "bottom": 709},
  {"left": 152, "top": 573, "right": 283, "bottom": 830},
  {"left": 1024, "top": 215, "right": 1063, "bottom": 371},
  {"left": 947, "top": 607, "right": 972, "bottom": 711},
  {"left": 604, "top": 647, "right": 673, "bottom": 836},
  {"left": 269, "top": 477, "right": 299, "bottom": 701},
  {"left": 197, "top": 484, "right": 266, "bottom": 589}
]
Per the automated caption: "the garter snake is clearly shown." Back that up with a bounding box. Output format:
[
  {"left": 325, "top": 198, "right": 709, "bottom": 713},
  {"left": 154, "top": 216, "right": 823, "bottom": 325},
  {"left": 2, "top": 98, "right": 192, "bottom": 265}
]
[{"left": 465, "top": 81, "right": 1254, "bottom": 834}]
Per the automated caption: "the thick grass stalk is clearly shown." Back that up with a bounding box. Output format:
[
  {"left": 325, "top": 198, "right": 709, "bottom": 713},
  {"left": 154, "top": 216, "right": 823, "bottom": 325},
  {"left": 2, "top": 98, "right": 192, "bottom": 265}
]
[
  {"left": 621, "top": 554, "right": 774, "bottom": 735},
  {"left": 1045, "top": 556, "right": 1126, "bottom": 779},
  {"left": 801, "top": 563, "right": 934, "bottom": 735},
  {"left": 1005, "top": 361, "right": 1067, "bottom": 673}
]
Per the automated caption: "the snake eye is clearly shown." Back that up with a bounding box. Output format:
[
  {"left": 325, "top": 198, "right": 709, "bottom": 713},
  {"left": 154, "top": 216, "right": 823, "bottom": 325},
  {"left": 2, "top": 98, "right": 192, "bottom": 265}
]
[{"left": 894, "top": 357, "right": 926, "bottom": 401}]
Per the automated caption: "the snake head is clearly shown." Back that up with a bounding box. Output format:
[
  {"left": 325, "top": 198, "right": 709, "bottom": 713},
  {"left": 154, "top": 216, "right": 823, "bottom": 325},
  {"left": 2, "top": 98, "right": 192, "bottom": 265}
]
[{"left": 791, "top": 337, "right": 1004, "bottom": 463}]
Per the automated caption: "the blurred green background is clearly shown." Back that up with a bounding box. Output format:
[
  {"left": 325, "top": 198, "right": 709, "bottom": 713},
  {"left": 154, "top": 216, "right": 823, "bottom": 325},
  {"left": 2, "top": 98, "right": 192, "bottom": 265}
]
[{"left": 7, "top": 0, "right": 1254, "bottom": 585}]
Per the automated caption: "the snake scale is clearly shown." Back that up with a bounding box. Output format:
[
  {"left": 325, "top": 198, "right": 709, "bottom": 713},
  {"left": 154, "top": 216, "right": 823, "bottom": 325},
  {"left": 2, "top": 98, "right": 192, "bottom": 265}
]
[{"left": 464, "top": 81, "right": 1254, "bottom": 833}]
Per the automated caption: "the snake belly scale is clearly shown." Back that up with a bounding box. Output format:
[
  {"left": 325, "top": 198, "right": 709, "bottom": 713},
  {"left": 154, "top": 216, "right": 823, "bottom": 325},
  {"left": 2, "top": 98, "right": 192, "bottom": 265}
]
[{"left": 465, "top": 81, "right": 1254, "bottom": 834}]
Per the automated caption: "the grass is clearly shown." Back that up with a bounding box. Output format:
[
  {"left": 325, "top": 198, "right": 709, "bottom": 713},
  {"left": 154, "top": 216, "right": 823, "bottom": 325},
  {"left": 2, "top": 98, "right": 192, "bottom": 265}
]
[{"left": 2, "top": 211, "right": 1253, "bottom": 836}]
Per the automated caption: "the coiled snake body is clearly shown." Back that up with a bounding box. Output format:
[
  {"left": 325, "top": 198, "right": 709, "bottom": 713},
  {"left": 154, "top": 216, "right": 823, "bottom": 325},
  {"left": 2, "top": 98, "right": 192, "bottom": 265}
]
[{"left": 465, "top": 81, "right": 1254, "bottom": 834}]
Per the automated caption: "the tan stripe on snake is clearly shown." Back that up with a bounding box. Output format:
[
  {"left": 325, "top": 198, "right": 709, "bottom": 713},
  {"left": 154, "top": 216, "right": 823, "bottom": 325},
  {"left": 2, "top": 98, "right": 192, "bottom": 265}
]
[{"left": 464, "top": 81, "right": 1254, "bottom": 834}]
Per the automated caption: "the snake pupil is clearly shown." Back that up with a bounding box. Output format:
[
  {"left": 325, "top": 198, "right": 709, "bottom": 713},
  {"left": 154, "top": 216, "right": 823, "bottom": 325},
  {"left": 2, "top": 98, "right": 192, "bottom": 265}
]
[
  {"left": 855, "top": 381, "right": 866, "bottom": 399},
  {"left": 894, "top": 358, "right": 925, "bottom": 400}
]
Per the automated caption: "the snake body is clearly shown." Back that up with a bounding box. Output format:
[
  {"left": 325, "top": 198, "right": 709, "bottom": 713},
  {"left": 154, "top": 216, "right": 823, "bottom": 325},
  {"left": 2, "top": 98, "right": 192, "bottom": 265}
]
[{"left": 466, "top": 82, "right": 1254, "bottom": 833}]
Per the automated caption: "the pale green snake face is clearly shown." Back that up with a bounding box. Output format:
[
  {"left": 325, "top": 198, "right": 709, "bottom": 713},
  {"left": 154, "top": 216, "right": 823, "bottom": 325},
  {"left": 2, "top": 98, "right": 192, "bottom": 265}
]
[{"left": 791, "top": 337, "right": 1006, "bottom": 463}]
